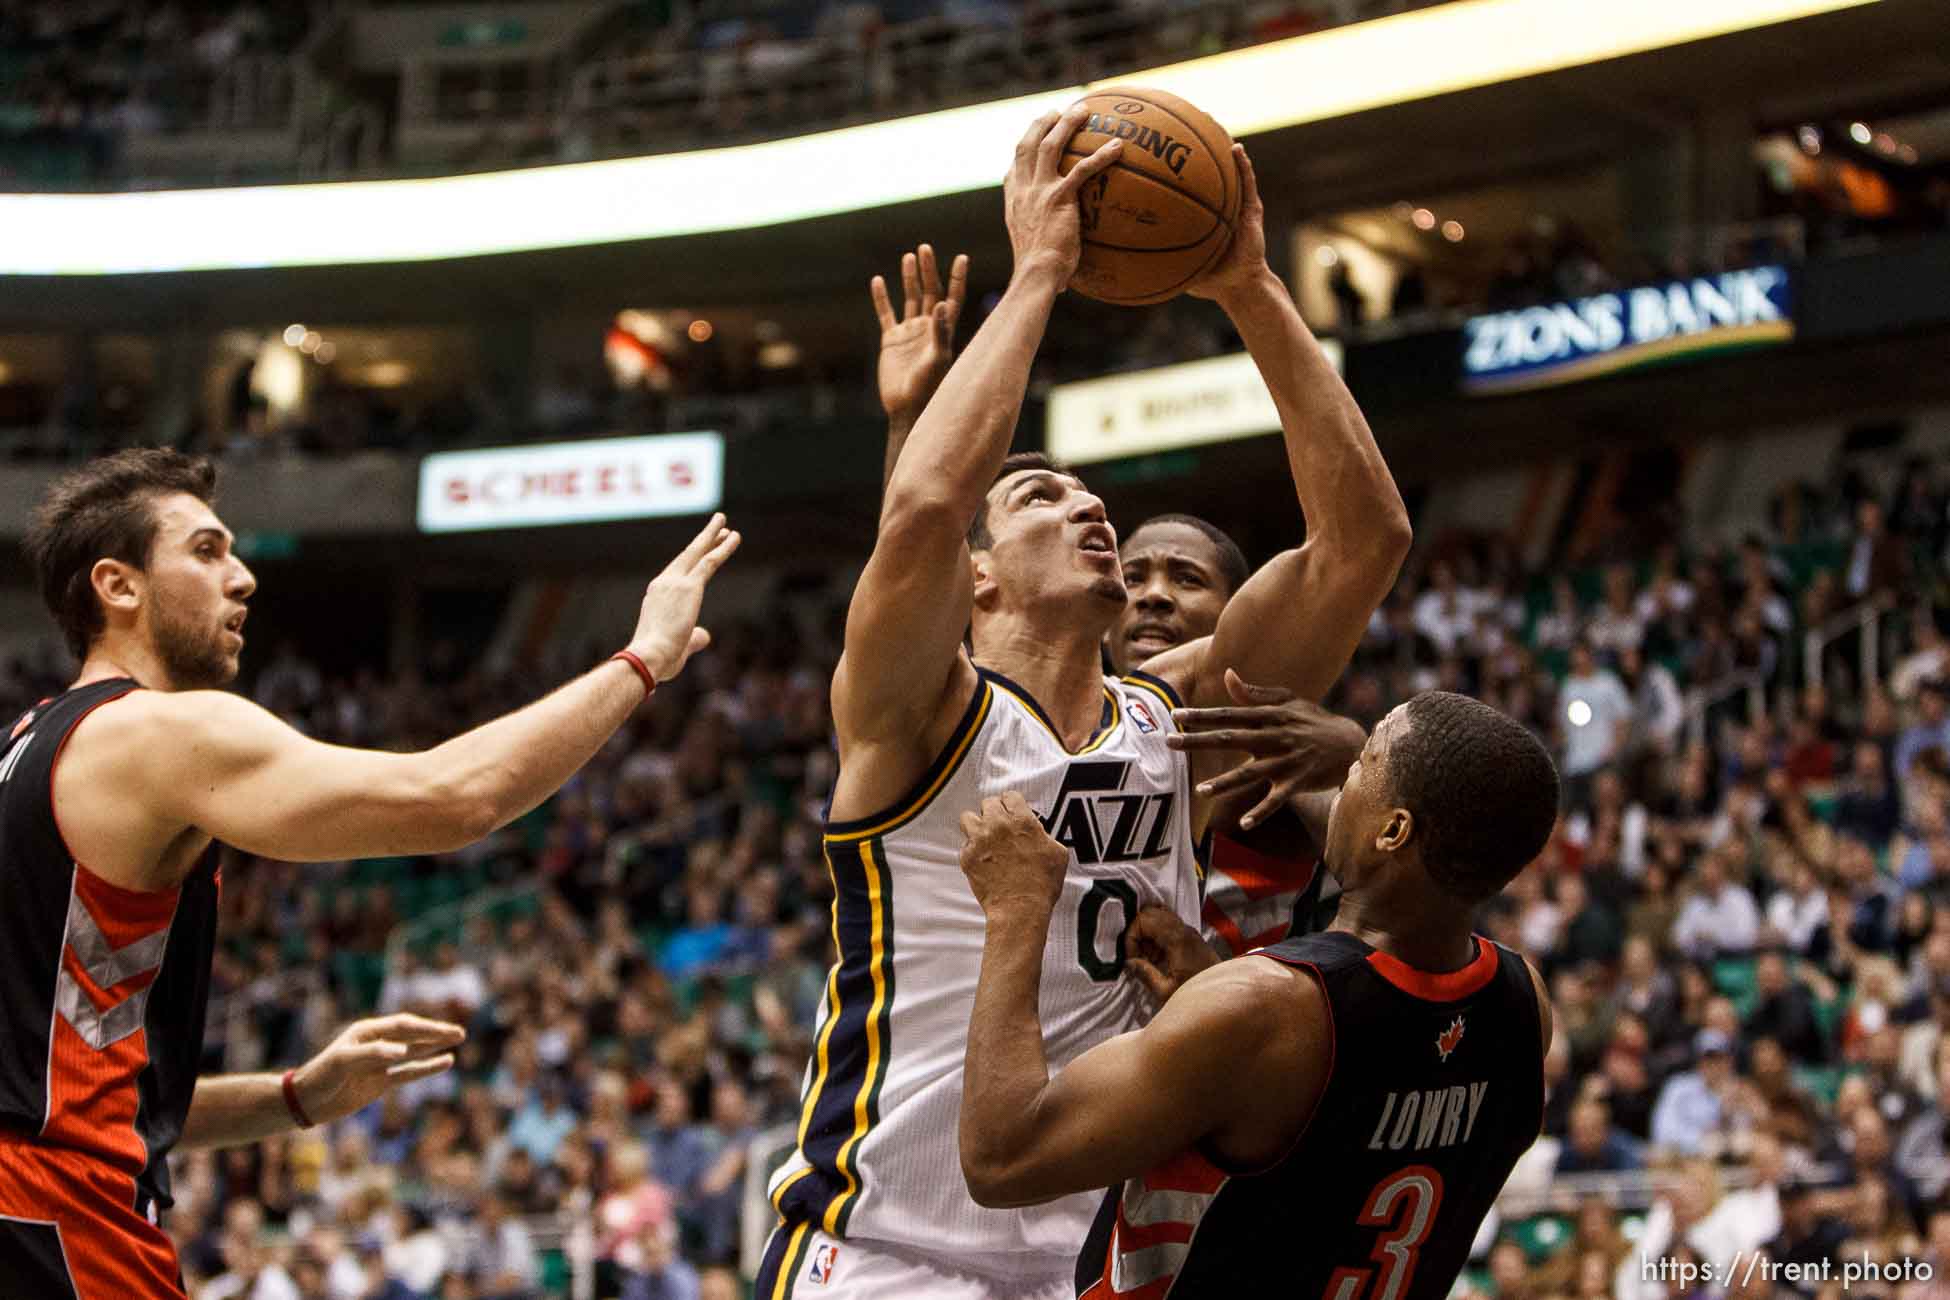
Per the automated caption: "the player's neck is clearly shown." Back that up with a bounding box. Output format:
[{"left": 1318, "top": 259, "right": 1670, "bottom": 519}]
[
  {"left": 75, "top": 636, "right": 174, "bottom": 693},
  {"left": 973, "top": 623, "right": 1109, "bottom": 751},
  {"left": 1331, "top": 891, "right": 1478, "bottom": 974}
]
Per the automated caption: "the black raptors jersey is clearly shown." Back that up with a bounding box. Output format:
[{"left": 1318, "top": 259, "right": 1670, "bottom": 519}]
[
  {"left": 0, "top": 679, "right": 220, "bottom": 1218},
  {"left": 1077, "top": 928, "right": 1544, "bottom": 1300}
]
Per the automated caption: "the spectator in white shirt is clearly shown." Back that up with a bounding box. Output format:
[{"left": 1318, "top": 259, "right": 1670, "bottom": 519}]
[
  {"left": 1672, "top": 848, "right": 1762, "bottom": 960},
  {"left": 1587, "top": 564, "right": 1647, "bottom": 655},
  {"left": 1764, "top": 858, "right": 1831, "bottom": 956},
  {"left": 1560, "top": 641, "right": 1635, "bottom": 800},
  {"left": 1620, "top": 645, "right": 1685, "bottom": 757},
  {"left": 1534, "top": 575, "right": 1584, "bottom": 653},
  {"left": 1411, "top": 561, "right": 1478, "bottom": 657}
]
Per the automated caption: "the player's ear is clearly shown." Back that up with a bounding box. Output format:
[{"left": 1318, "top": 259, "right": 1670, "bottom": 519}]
[
  {"left": 90, "top": 558, "right": 144, "bottom": 620},
  {"left": 969, "top": 549, "right": 999, "bottom": 611},
  {"left": 1374, "top": 808, "right": 1413, "bottom": 854}
]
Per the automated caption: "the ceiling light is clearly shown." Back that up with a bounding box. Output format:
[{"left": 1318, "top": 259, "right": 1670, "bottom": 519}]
[
  {"left": 687, "top": 319, "right": 714, "bottom": 343},
  {"left": 1412, "top": 208, "right": 1436, "bottom": 231},
  {"left": 1849, "top": 122, "right": 1871, "bottom": 144},
  {"left": 283, "top": 324, "right": 306, "bottom": 346},
  {"left": 1441, "top": 220, "right": 1465, "bottom": 242}
]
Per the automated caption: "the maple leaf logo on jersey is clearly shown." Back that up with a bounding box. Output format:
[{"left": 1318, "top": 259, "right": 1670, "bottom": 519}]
[{"left": 1436, "top": 1015, "right": 1466, "bottom": 1062}]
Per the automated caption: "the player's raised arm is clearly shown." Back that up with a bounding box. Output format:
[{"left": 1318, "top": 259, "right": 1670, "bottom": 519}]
[
  {"left": 1148, "top": 146, "right": 1411, "bottom": 710},
  {"left": 954, "top": 794, "right": 1325, "bottom": 1207},
  {"left": 833, "top": 108, "right": 1122, "bottom": 754},
  {"left": 74, "top": 515, "right": 739, "bottom": 863},
  {"left": 873, "top": 243, "right": 969, "bottom": 493}
]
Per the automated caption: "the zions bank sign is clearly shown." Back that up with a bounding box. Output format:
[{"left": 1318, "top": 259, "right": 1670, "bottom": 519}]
[{"left": 1461, "top": 264, "right": 1793, "bottom": 394}]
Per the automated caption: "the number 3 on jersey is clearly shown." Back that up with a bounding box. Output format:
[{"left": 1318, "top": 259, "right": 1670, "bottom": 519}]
[{"left": 1323, "top": 1166, "right": 1446, "bottom": 1300}]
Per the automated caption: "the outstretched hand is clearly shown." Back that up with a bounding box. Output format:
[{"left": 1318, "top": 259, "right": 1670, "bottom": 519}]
[
  {"left": 1004, "top": 103, "right": 1123, "bottom": 283},
  {"left": 872, "top": 243, "right": 969, "bottom": 423},
  {"left": 1169, "top": 669, "right": 1366, "bottom": 830},
  {"left": 630, "top": 512, "right": 742, "bottom": 683},
  {"left": 291, "top": 1014, "right": 465, "bottom": 1125}
]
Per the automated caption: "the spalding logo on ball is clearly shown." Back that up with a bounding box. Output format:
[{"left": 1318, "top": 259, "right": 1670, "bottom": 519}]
[{"left": 1058, "top": 86, "right": 1241, "bottom": 306}]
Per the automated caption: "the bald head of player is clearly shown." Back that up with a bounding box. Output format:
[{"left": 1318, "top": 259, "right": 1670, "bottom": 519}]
[
  {"left": 1109, "top": 513, "right": 1250, "bottom": 675},
  {"left": 1323, "top": 690, "right": 1559, "bottom": 922},
  {"left": 24, "top": 448, "right": 254, "bottom": 692}
]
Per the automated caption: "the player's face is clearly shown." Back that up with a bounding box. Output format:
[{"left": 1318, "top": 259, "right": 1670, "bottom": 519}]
[
  {"left": 976, "top": 469, "right": 1127, "bottom": 613},
  {"left": 1324, "top": 706, "right": 1403, "bottom": 883},
  {"left": 1111, "top": 522, "right": 1230, "bottom": 674},
  {"left": 141, "top": 493, "right": 256, "bottom": 689}
]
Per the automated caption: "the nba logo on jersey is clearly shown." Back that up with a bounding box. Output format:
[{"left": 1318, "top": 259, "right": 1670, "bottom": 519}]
[
  {"left": 1129, "top": 698, "right": 1158, "bottom": 733},
  {"left": 807, "top": 1243, "right": 839, "bottom": 1285}
]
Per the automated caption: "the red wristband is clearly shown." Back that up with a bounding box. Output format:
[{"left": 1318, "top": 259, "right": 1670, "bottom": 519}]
[
  {"left": 610, "top": 649, "right": 658, "bottom": 696},
  {"left": 281, "top": 1068, "right": 315, "bottom": 1129}
]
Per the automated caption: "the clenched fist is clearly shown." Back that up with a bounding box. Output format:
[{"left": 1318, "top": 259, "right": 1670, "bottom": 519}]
[{"left": 958, "top": 791, "right": 1069, "bottom": 923}]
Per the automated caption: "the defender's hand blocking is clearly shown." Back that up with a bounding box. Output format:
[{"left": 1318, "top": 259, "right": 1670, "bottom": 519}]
[
  {"left": 872, "top": 243, "right": 970, "bottom": 422},
  {"left": 290, "top": 1014, "right": 465, "bottom": 1126},
  {"left": 1186, "top": 144, "right": 1268, "bottom": 302},
  {"left": 629, "top": 513, "right": 742, "bottom": 682},
  {"left": 1123, "top": 905, "right": 1222, "bottom": 1006},
  {"left": 1169, "top": 669, "right": 1367, "bottom": 830},
  {"left": 1005, "top": 105, "right": 1123, "bottom": 282},
  {"left": 958, "top": 792, "right": 1068, "bottom": 922}
]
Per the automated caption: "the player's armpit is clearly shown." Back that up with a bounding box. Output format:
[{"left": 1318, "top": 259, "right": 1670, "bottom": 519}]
[
  {"left": 1197, "top": 539, "right": 1401, "bottom": 709},
  {"left": 831, "top": 508, "right": 976, "bottom": 749},
  {"left": 962, "top": 957, "right": 1322, "bottom": 1208},
  {"left": 117, "top": 689, "right": 497, "bottom": 862}
]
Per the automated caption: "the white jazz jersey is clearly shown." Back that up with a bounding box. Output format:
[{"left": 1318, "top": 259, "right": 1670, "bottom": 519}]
[{"left": 766, "top": 667, "right": 1200, "bottom": 1271}]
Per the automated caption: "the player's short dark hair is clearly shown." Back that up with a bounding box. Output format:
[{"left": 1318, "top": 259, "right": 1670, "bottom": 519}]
[
  {"left": 25, "top": 448, "right": 220, "bottom": 660},
  {"left": 1131, "top": 513, "right": 1250, "bottom": 595},
  {"left": 1385, "top": 691, "right": 1559, "bottom": 904},
  {"left": 969, "top": 451, "right": 1081, "bottom": 549}
]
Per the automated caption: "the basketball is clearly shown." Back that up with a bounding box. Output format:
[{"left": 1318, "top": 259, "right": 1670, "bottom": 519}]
[{"left": 1059, "top": 86, "right": 1241, "bottom": 306}]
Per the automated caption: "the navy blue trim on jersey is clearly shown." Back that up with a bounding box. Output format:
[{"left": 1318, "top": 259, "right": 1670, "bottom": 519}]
[
  {"left": 777, "top": 835, "right": 896, "bottom": 1237},
  {"left": 977, "top": 667, "right": 1118, "bottom": 755},
  {"left": 1121, "top": 669, "right": 1183, "bottom": 711},
  {"left": 823, "top": 675, "right": 991, "bottom": 840}
]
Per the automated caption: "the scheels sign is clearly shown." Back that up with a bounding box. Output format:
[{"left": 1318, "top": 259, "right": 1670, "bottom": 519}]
[
  {"left": 417, "top": 431, "right": 723, "bottom": 532},
  {"left": 1461, "top": 264, "right": 1793, "bottom": 394}
]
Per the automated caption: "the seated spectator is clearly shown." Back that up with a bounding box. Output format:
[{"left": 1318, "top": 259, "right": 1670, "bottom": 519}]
[
  {"left": 599, "top": 1141, "right": 678, "bottom": 1292},
  {"left": 1586, "top": 564, "right": 1647, "bottom": 656},
  {"left": 1555, "top": 1097, "right": 1645, "bottom": 1174},
  {"left": 1553, "top": 871, "right": 1624, "bottom": 971},
  {"left": 1652, "top": 1028, "right": 1740, "bottom": 1156},
  {"left": 1896, "top": 681, "right": 1950, "bottom": 780},
  {"left": 1672, "top": 847, "right": 1762, "bottom": 961},
  {"left": 1765, "top": 858, "right": 1831, "bottom": 956},
  {"left": 622, "top": 1220, "right": 702, "bottom": 1300},
  {"left": 1836, "top": 741, "right": 1903, "bottom": 849},
  {"left": 1746, "top": 949, "right": 1830, "bottom": 1064},
  {"left": 1896, "top": 1037, "right": 1950, "bottom": 1205},
  {"left": 1763, "top": 1178, "right": 1849, "bottom": 1298},
  {"left": 463, "top": 1185, "right": 541, "bottom": 1300}
]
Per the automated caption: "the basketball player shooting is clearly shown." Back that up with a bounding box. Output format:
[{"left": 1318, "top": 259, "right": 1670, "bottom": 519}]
[
  {"left": 0, "top": 450, "right": 739, "bottom": 1300},
  {"left": 757, "top": 103, "right": 1407, "bottom": 1299},
  {"left": 956, "top": 693, "right": 1560, "bottom": 1300},
  {"left": 868, "top": 246, "right": 1368, "bottom": 960}
]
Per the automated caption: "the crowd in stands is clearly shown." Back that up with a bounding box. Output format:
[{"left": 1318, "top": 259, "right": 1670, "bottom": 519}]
[
  {"left": 6, "top": 430, "right": 1950, "bottom": 1297},
  {"left": 0, "top": 0, "right": 302, "bottom": 183},
  {"left": 0, "top": 0, "right": 1455, "bottom": 186}
]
